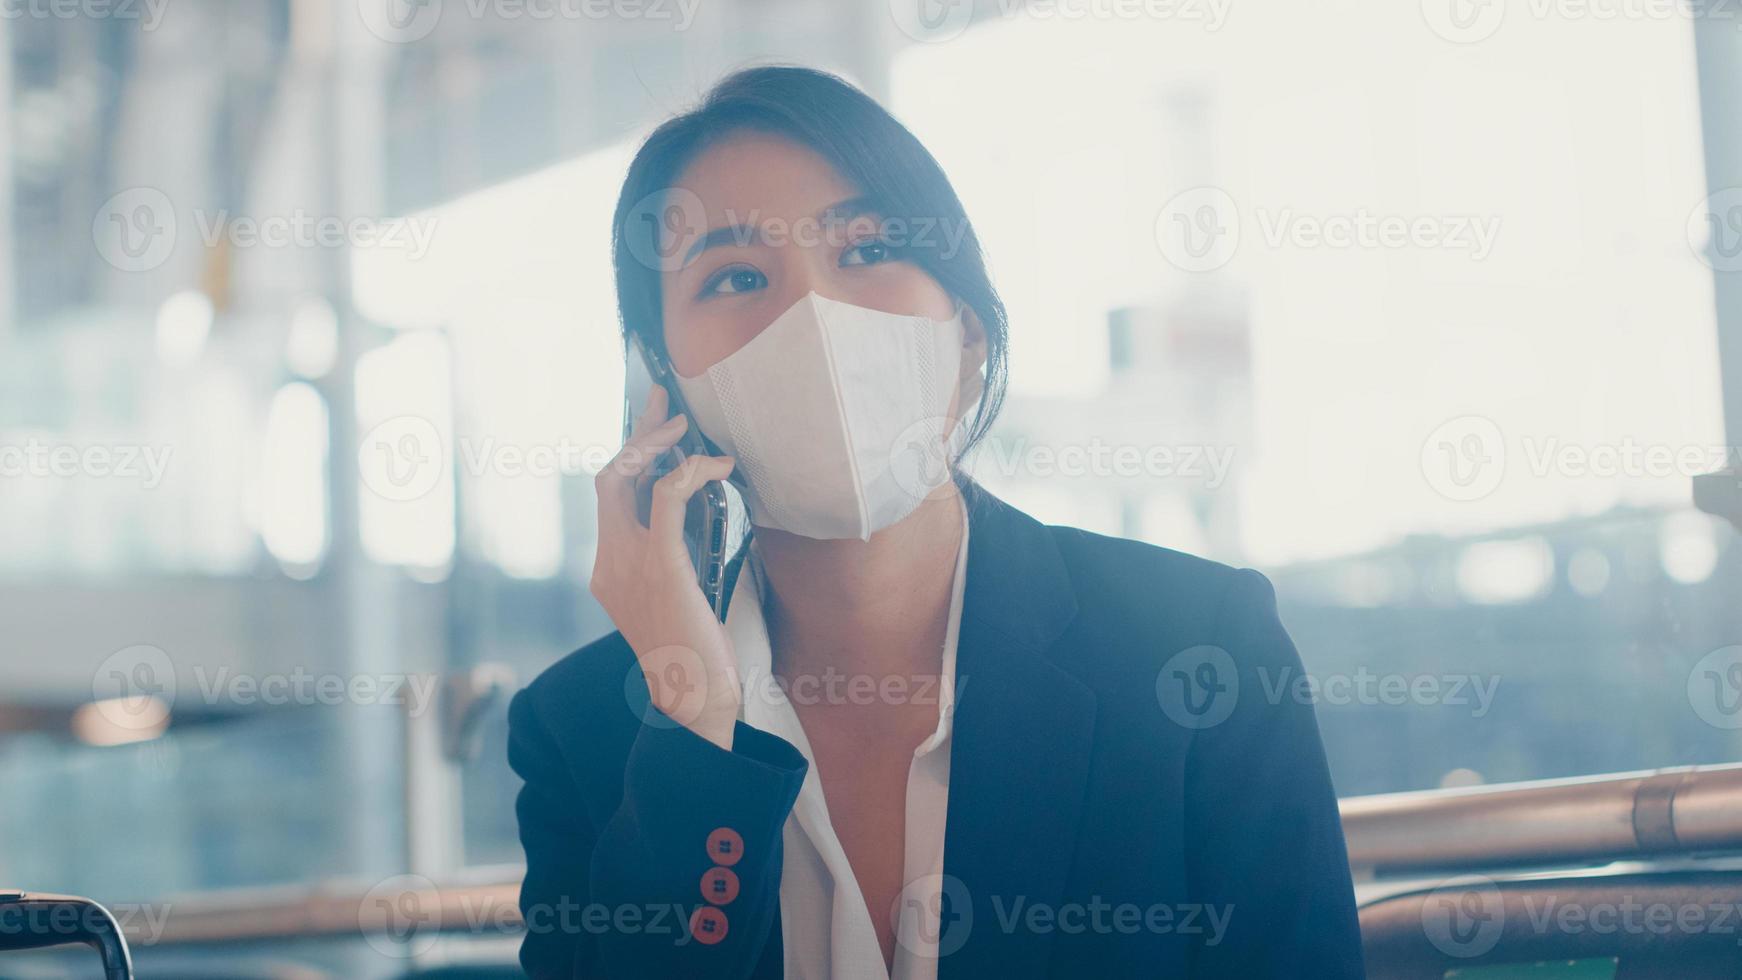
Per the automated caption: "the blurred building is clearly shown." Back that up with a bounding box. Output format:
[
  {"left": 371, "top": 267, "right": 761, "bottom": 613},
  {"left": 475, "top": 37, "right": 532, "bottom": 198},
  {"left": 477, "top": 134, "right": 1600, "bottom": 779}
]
[{"left": 3, "top": 2, "right": 1742, "bottom": 976}]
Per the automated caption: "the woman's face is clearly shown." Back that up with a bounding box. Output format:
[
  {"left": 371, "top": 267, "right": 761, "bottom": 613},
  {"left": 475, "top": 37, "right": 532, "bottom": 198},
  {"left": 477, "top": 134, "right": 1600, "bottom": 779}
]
[{"left": 659, "top": 132, "right": 986, "bottom": 409}]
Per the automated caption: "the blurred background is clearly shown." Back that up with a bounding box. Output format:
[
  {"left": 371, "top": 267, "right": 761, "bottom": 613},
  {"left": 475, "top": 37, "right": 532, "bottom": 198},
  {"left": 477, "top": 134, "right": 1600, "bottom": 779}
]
[{"left": 4, "top": 0, "right": 1742, "bottom": 975}]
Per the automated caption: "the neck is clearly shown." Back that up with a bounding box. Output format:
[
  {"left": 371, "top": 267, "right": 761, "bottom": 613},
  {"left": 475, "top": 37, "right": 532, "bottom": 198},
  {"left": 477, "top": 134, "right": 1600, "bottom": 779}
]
[{"left": 754, "top": 486, "right": 966, "bottom": 681}]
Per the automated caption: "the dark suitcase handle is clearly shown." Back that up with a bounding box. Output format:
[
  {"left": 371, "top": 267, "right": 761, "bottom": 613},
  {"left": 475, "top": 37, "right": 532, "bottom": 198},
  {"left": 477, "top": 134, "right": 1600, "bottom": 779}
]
[{"left": 0, "top": 890, "right": 135, "bottom": 980}]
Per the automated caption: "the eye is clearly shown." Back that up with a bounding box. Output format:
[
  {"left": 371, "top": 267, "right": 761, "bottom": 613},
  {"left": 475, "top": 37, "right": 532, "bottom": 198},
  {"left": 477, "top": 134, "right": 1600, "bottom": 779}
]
[
  {"left": 840, "top": 240, "right": 896, "bottom": 267},
  {"left": 699, "top": 265, "right": 767, "bottom": 298}
]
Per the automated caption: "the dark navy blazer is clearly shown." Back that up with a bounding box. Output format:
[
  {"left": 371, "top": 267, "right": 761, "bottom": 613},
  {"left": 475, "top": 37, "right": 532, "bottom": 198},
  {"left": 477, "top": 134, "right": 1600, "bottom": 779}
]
[{"left": 508, "top": 480, "right": 1365, "bottom": 978}]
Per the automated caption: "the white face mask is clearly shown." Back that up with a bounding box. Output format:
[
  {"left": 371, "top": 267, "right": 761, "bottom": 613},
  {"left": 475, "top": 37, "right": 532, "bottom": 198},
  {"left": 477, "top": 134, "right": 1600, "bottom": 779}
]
[{"left": 673, "top": 291, "right": 975, "bottom": 541}]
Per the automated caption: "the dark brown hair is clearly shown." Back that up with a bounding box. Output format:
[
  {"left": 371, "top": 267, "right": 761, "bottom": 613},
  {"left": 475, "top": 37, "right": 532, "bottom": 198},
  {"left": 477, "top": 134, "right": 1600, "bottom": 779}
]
[{"left": 610, "top": 64, "right": 1009, "bottom": 458}]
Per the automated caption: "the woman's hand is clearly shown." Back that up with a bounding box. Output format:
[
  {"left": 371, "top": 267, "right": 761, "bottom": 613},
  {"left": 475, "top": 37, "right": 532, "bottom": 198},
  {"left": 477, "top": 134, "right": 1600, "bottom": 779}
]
[{"left": 592, "top": 385, "right": 741, "bottom": 750}]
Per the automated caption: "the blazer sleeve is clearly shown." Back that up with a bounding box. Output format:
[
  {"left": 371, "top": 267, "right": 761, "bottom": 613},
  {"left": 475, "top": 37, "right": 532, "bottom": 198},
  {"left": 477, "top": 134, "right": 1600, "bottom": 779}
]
[
  {"left": 1183, "top": 568, "right": 1366, "bottom": 979},
  {"left": 508, "top": 685, "right": 808, "bottom": 979}
]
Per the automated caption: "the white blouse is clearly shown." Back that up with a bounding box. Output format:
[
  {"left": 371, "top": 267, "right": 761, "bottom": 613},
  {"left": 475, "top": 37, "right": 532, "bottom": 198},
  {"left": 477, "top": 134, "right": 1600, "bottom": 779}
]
[{"left": 728, "top": 497, "right": 969, "bottom": 980}]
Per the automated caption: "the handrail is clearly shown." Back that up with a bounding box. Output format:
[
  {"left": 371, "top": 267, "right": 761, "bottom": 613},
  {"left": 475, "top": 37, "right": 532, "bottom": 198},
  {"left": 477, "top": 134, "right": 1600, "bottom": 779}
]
[
  {"left": 102, "top": 764, "right": 1742, "bottom": 948},
  {"left": 1340, "top": 762, "right": 1742, "bottom": 875},
  {"left": 0, "top": 891, "right": 135, "bottom": 979},
  {"left": 114, "top": 865, "right": 526, "bottom": 947}
]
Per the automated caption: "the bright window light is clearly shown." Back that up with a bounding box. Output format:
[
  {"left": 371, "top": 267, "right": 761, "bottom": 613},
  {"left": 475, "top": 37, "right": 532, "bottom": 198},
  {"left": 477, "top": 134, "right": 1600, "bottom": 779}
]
[
  {"left": 261, "top": 382, "right": 330, "bottom": 573},
  {"left": 892, "top": 9, "right": 1722, "bottom": 566},
  {"left": 351, "top": 140, "right": 637, "bottom": 577},
  {"left": 355, "top": 331, "right": 456, "bottom": 573}
]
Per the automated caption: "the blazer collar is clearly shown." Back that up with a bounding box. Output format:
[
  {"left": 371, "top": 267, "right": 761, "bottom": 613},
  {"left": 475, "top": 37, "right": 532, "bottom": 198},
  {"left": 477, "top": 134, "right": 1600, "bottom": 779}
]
[
  {"left": 940, "top": 479, "right": 1097, "bottom": 980},
  {"left": 720, "top": 479, "right": 1096, "bottom": 979}
]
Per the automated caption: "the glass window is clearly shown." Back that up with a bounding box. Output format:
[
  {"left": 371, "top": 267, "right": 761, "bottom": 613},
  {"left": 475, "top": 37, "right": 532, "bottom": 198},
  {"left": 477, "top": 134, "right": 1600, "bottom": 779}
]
[
  {"left": 889, "top": 8, "right": 1734, "bottom": 794},
  {"left": 6, "top": 5, "right": 1742, "bottom": 975}
]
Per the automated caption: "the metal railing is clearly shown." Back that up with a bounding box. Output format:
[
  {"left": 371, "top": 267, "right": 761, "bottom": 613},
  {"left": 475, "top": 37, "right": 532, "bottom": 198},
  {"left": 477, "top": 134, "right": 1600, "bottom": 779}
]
[
  {"left": 97, "top": 763, "right": 1742, "bottom": 949},
  {"left": 1341, "top": 762, "right": 1742, "bottom": 876}
]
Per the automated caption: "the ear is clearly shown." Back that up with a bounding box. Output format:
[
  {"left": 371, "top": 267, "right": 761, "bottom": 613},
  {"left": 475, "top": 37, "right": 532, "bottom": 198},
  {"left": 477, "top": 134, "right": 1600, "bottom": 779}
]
[
  {"left": 956, "top": 305, "right": 989, "bottom": 413},
  {"left": 961, "top": 305, "right": 988, "bottom": 367}
]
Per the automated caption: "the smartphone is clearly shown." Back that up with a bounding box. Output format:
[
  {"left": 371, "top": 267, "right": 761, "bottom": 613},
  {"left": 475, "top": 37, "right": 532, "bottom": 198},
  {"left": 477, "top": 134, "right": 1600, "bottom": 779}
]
[{"left": 622, "top": 334, "right": 733, "bottom": 620}]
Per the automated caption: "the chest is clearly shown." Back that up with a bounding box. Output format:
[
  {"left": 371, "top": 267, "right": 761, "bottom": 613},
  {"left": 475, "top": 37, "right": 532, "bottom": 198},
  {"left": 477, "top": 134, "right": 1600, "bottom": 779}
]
[
  {"left": 809, "top": 720, "right": 914, "bottom": 848},
  {"left": 792, "top": 704, "right": 940, "bottom": 953}
]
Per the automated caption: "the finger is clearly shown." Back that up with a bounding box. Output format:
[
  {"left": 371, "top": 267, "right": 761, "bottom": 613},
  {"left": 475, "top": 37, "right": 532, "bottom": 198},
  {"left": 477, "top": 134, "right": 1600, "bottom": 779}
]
[
  {"left": 609, "top": 413, "right": 689, "bottom": 481},
  {"left": 631, "top": 462, "right": 661, "bottom": 522},
  {"left": 597, "top": 413, "right": 687, "bottom": 533},
  {"left": 648, "top": 454, "right": 736, "bottom": 550},
  {"left": 627, "top": 383, "right": 670, "bottom": 442}
]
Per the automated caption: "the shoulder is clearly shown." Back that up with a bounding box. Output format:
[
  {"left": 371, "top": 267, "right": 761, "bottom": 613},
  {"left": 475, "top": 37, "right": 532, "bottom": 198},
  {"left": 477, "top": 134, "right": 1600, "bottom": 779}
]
[
  {"left": 1028, "top": 521, "right": 1304, "bottom": 701},
  {"left": 1021, "top": 523, "right": 1323, "bottom": 783},
  {"left": 1042, "top": 522, "right": 1279, "bottom": 634}
]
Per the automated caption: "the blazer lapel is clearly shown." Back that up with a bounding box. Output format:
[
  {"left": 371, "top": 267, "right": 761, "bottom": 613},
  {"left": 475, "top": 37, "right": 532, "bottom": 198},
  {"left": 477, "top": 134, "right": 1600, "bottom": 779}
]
[{"left": 939, "top": 481, "right": 1097, "bottom": 980}]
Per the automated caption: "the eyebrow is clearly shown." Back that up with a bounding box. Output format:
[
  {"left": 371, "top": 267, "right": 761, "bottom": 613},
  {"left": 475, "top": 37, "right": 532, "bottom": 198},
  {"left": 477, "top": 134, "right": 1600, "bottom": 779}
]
[{"left": 679, "top": 195, "right": 884, "bottom": 266}]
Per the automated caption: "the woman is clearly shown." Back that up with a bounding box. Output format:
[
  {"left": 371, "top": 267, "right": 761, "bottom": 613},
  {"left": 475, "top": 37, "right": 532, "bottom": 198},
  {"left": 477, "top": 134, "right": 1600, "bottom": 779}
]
[{"left": 509, "top": 65, "right": 1364, "bottom": 979}]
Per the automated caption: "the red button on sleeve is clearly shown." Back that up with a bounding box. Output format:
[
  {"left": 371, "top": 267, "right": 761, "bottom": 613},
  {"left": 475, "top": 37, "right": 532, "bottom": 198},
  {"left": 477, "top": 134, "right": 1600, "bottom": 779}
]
[
  {"left": 701, "top": 866, "right": 741, "bottom": 905},
  {"left": 690, "top": 905, "right": 729, "bottom": 945},
  {"left": 706, "top": 827, "right": 744, "bottom": 867}
]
